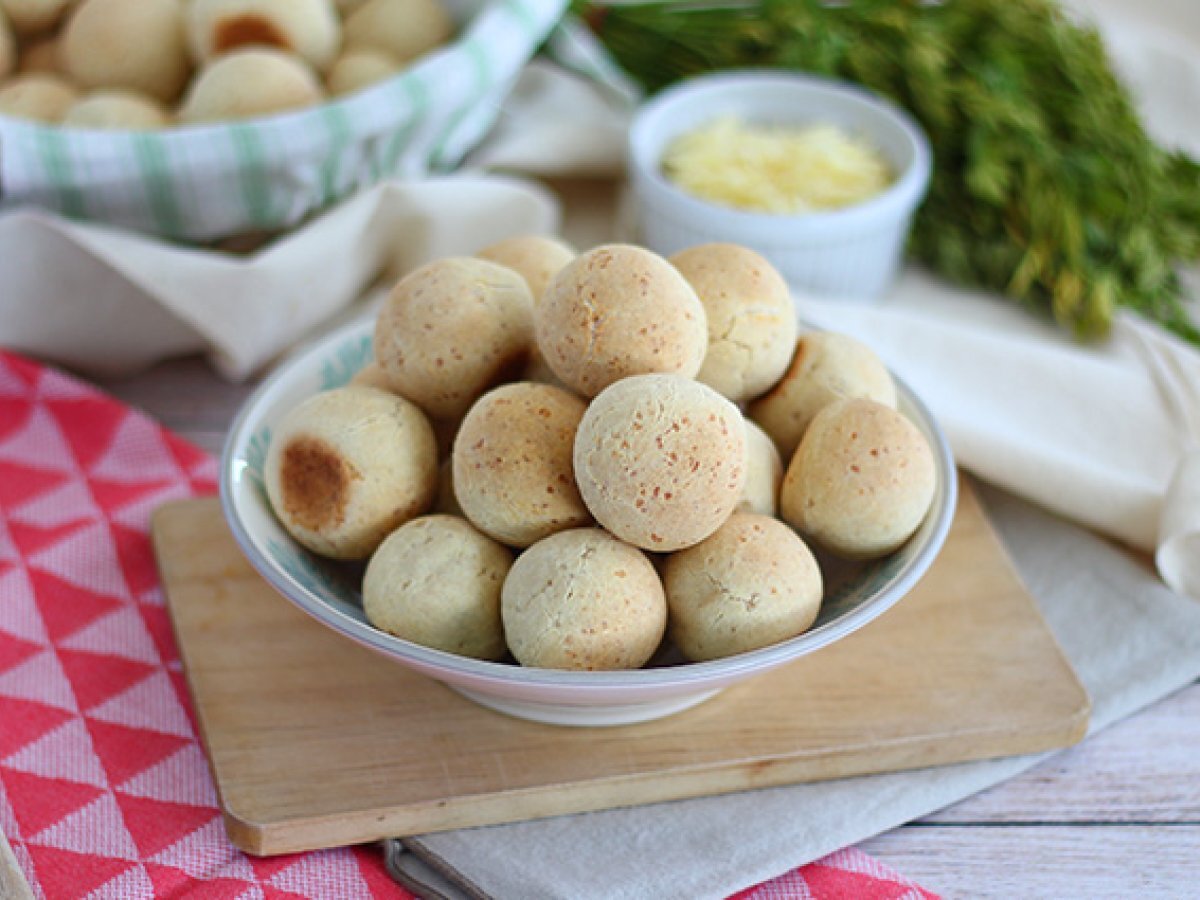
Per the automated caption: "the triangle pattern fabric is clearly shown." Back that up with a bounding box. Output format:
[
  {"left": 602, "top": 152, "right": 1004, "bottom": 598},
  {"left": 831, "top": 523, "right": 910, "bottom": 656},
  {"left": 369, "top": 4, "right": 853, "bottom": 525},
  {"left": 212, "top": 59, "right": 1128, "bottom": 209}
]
[
  {"left": 56, "top": 648, "right": 156, "bottom": 712},
  {"left": 28, "top": 519, "right": 130, "bottom": 599},
  {"left": 89, "top": 669, "right": 196, "bottom": 738},
  {"left": 108, "top": 479, "right": 192, "bottom": 532},
  {"left": 2, "top": 718, "right": 109, "bottom": 787},
  {"left": 0, "top": 405, "right": 78, "bottom": 476},
  {"left": 7, "top": 518, "right": 96, "bottom": 560},
  {"left": 42, "top": 394, "right": 129, "bottom": 472},
  {"left": 88, "top": 413, "right": 188, "bottom": 483},
  {"left": 22, "top": 843, "right": 137, "bottom": 900},
  {"left": 0, "top": 566, "right": 50, "bottom": 647},
  {"left": 0, "top": 349, "right": 938, "bottom": 899},
  {"left": 118, "top": 745, "right": 220, "bottom": 808},
  {"left": 148, "top": 816, "right": 258, "bottom": 881},
  {"left": 28, "top": 790, "right": 142, "bottom": 861},
  {"left": 0, "top": 459, "right": 69, "bottom": 511},
  {"left": 60, "top": 604, "right": 162, "bottom": 666},
  {"left": 85, "top": 718, "right": 192, "bottom": 789},
  {"left": 114, "top": 793, "right": 224, "bottom": 861},
  {"left": 0, "top": 634, "right": 43, "bottom": 684},
  {"left": 0, "top": 396, "right": 33, "bottom": 444},
  {"left": 0, "top": 353, "right": 42, "bottom": 394},
  {"left": 0, "top": 768, "right": 105, "bottom": 838},
  {"left": 8, "top": 478, "right": 99, "bottom": 529},
  {"left": 266, "top": 852, "right": 372, "bottom": 896},
  {"left": 0, "top": 697, "right": 74, "bottom": 761},
  {"left": 0, "top": 649, "right": 79, "bottom": 713},
  {"left": 27, "top": 568, "right": 124, "bottom": 645}
]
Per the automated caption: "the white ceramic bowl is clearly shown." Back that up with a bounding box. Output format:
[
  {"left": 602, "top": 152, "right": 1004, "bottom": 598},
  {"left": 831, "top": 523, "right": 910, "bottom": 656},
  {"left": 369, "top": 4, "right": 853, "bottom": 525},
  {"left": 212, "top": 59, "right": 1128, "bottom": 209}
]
[
  {"left": 221, "top": 320, "right": 957, "bottom": 727},
  {"left": 628, "top": 71, "right": 932, "bottom": 300}
]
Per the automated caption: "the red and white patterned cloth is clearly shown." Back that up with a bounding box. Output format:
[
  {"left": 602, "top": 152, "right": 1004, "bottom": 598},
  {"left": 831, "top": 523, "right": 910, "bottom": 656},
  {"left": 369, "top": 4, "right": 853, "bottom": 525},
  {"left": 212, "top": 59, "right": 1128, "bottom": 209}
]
[{"left": 0, "top": 350, "right": 937, "bottom": 899}]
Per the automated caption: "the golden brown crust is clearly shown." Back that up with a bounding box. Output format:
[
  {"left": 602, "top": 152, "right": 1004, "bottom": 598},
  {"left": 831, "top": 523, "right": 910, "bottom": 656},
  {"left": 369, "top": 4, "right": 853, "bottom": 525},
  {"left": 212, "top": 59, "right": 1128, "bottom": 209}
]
[
  {"left": 536, "top": 244, "right": 708, "bottom": 398},
  {"left": 452, "top": 382, "right": 591, "bottom": 547},
  {"left": 750, "top": 330, "right": 896, "bottom": 462},
  {"left": 664, "top": 513, "right": 823, "bottom": 661},
  {"left": 279, "top": 436, "right": 354, "bottom": 532},
  {"left": 670, "top": 243, "right": 796, "bottom": 403},
  {"left": 374, "top": 257, "right": 534, "bottom": 420},
  {"left": 500, "top": 528, "right": 666, "bottom": 670},
  {"left": 573, "top": 374, "right": 747, "bottom": 551},
  {"left": 779, "top": 397, "right": 935, "bottom": 559}
]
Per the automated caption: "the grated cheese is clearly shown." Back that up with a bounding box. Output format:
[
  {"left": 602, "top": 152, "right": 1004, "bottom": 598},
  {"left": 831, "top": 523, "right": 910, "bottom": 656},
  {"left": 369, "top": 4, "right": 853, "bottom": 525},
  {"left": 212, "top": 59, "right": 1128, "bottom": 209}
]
[{"left": 661, "top": 116, "right": 894, "bottom": 214}]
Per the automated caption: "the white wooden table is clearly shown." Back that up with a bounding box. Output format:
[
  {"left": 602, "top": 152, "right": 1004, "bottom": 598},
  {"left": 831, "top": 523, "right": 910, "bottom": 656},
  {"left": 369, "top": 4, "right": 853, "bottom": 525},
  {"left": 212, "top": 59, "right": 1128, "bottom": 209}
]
[{"left": 7, "top": 178, "right": 1197, "bottom": 898}]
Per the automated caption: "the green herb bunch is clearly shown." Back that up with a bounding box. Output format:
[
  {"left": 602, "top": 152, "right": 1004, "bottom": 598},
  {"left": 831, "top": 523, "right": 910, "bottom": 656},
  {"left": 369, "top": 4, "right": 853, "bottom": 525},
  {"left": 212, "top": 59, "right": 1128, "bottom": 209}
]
[{"left": 580, "top": 0, "right": 1200, "bottom": 343}]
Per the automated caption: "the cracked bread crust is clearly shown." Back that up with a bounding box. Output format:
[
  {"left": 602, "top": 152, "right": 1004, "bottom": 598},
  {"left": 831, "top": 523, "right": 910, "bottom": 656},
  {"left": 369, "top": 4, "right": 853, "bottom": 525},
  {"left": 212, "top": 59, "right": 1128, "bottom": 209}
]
[
  {"left": 663, "top": 513, "right": 822, "bottom": 661},
  {"left": 670, "top": 243, "right": 797, "bottom": 403},
  {"left": 500, "top": 528, "right": 666, "bottom": 670},
  {"left": 535, "top": 244, "right": 708, "bottom": 398},
  {"left": 573, "top": 374, "right": 748, "bottom": 552}
]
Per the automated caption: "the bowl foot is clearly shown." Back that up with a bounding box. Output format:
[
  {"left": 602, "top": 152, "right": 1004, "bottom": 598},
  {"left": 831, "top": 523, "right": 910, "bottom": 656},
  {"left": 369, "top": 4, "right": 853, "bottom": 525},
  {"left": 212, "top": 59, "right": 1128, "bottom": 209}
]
[{"left": 449, "top": 685, "right": 724, "bottom": 726}]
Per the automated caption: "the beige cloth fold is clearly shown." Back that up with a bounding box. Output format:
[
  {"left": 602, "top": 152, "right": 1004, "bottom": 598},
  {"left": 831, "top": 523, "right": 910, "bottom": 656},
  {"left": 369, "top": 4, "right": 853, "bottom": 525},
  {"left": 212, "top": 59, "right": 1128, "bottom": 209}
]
[{"left": 0, "top": 176, "right": 559, "bottom": 380}]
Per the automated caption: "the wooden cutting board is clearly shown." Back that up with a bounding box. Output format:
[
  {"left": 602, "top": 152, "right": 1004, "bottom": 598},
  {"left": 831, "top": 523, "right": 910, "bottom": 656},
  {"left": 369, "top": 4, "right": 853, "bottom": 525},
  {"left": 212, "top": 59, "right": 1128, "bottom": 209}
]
[{"left": 152, "top": 478, "right": 1089, "bottom": 857}]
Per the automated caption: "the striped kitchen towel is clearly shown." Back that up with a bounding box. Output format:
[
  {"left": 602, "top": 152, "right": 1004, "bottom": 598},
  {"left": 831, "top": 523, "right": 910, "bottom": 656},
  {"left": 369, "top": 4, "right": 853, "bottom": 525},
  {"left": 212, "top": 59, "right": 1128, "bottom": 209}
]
[{"left": 0, "top": 0, "right": 566, "bottom": 242}]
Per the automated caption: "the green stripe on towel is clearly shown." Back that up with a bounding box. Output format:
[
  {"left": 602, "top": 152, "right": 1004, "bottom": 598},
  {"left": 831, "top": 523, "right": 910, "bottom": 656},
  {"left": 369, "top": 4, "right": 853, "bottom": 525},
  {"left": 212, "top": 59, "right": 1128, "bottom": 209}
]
[
  {"left": 317, "top": 104, "right": 353, "bottom": 208},
  {"left": 133, "top": 135, "right": 184, "bottom": 239},
  {"left": 33, "top": 129, "right": 86, "bottom": 219},
  {"left": 429, "top": 39, "right": 491, "bottom": 170},
  {"left": 380, "top": 75, "right": 430, "bottom": 175},
  {"left": 230, "top": 124, "right": 274, "bottom": 228}
]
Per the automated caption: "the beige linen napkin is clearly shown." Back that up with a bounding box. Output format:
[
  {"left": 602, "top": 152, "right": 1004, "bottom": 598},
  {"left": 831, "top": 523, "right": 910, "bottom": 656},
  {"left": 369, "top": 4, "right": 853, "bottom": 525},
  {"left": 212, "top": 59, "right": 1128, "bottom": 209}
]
[{"left": 0, "top": 176, "right": 558, "bottom": 380}]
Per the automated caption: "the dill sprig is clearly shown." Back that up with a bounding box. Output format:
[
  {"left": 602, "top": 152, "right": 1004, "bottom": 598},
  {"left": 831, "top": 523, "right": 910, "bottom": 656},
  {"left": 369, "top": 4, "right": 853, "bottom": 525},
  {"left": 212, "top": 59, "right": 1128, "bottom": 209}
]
[{"left": 581, "top": 0, "right": 1200, "bottom": 344}]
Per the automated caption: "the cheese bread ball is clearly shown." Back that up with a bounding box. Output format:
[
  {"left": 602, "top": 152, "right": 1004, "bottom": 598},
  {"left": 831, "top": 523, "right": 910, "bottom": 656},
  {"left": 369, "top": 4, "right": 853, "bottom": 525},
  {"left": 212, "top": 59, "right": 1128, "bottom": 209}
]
[
  {"left": 664, "top": 513, "right": 823, "bottom": 661},
  {"left": 327, "top": 47, "right": 398, "bottom": 96},
  {"left": 373, "top": 257, "right": 534, "bottom": 420},
  {"left": 265, "top": 386, "right": 437, "bottom": 560},
  {"left": 63, "top": 90, "right": 170, "bottom": 129},
  {"left": 670, "top": 243, "right": 797, "bottom": 403},
  {"left": 738, "top": 419, "right": 783, "bottom": 517},
  {"left": 453, "top": 383, "right": 591, "bottom": 548},
  {"left": 501, "top": 528, "right": 666, "bottom": 670},
  {"left": 477, "top": 235, "right": 577, "bottom": 386},
  {"left": 0, "top": 73, "right": 77, "bottom": 121},
  {"left": 537, "top": 244, "right": 708, "bottom": 398},
  {"left": 750, "top": 330, "right": 897, "bottom": 462},
  {"left": 477, "top": 235, "right": 576, "bottom": 305},
  {"left": 0, "top": 10, "right": 13, "bottom": 80},
  {"left": 343, "top": 0, "right": 453, "bottom": 65},
  {"left": 363, "top": 515, "right": 512, "bottom": 660},
  {"left": 0, "top": 0, "right": 71, "bottom": 36},
  {"left": 179, "top": 48, "right": 322, "bottom": 123},
  {"left": 780, "top": 398, "right": 936, "bottom": 559},
  {"left": 188, "top": 0, "right": 341, "bottom": 73},
  {"left": 61, "top": 0, "right": 191, "bottom": 103},
  {"left": 574, "top": 374, "right": 747, "bottom": 552}
]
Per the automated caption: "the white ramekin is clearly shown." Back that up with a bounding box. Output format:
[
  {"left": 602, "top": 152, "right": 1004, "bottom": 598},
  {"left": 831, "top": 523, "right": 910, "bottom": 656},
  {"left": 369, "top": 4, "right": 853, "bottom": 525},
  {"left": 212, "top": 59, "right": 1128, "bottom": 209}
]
[{"left": 628, "top": 71, "right": 932, "bottom": 300}]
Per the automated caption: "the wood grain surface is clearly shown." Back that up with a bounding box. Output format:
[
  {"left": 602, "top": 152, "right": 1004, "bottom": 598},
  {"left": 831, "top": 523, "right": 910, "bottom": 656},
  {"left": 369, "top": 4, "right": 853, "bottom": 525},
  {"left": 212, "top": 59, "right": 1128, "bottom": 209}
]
[{"left": 151, "top": 480, "right": 1088, "bottom": 856}]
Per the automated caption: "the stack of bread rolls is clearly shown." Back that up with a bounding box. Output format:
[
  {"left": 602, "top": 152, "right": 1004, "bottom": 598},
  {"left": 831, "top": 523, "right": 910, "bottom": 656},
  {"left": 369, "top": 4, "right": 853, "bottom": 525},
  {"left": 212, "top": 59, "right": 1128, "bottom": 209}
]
[
  {"left": 264, "top": 237, "right": 939, "bottom": 670},
  {"left": 0, "top": 0, "right": 453, "bottom": 126}
]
